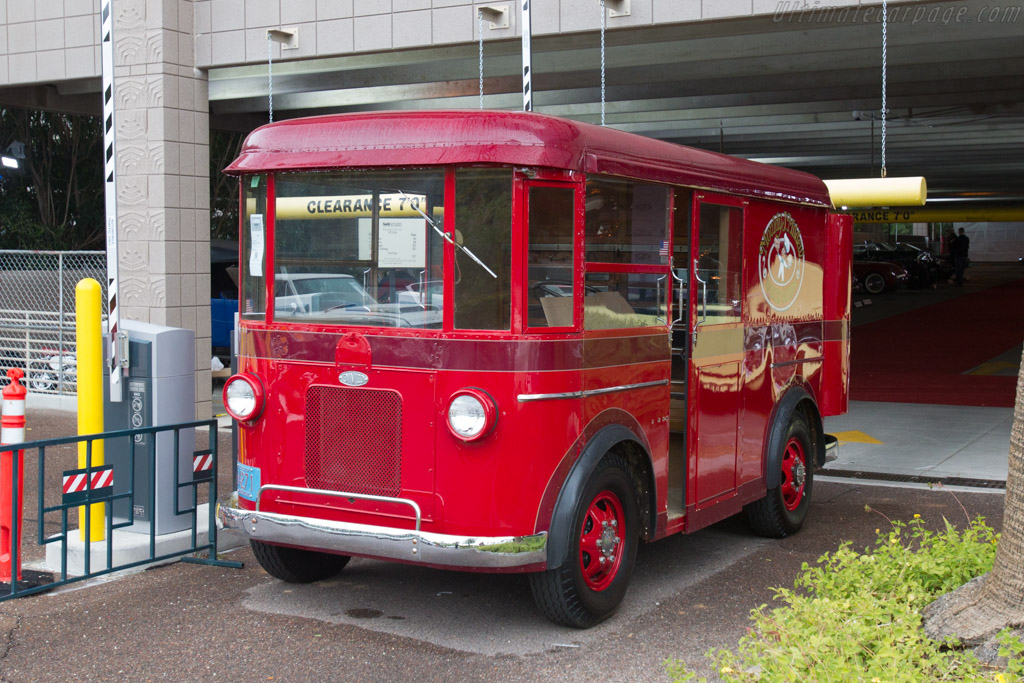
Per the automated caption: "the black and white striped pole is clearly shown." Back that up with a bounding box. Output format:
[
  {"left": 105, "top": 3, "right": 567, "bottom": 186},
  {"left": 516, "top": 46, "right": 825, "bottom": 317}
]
[
  {"left": 100, "top": 0, "right": 123, "bottom": 401},
  {"left": 521, "top": 0, "right": 532, "bottom": 111}
]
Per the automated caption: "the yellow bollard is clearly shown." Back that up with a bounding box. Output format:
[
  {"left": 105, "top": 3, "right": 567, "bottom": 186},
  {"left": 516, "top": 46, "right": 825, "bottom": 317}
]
[{"left": 76, "top": 278, "right": 105, "bottom": 542}]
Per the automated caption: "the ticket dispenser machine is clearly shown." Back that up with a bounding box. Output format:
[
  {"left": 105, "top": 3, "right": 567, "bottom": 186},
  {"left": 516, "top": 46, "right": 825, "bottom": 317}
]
[{"left": 104, "top": 320, "right": 195, "bottom": 535}]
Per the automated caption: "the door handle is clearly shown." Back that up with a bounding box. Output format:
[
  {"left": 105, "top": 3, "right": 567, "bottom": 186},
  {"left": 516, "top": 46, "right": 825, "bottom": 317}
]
[
  {"left": 670, "top": 269, "right": 687, "bottom": 326},
  {"left": 692, "top": 258, "right": 708, "bottom": 329},
  {"left": 656, "top": 274, "right": 668, "bottom": 325}
]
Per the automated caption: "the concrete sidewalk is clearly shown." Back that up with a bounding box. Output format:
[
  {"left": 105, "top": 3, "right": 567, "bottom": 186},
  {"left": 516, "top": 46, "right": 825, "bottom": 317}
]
[{"left": 823, "top": 400, "right": 1012, "bottom": 486}]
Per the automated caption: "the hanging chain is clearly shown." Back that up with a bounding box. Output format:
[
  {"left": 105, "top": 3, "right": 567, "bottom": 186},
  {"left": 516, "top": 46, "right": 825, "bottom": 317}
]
[
  {"left": 479, "top": 11, "right": 485, "bottom": 109},
  {"left": 600, "top": 0, "right": 606, "bottom": 126},
  {"left": 267, "top": 32, "right": 274, "bottom": 123},
  {"left": 880, "top": 0, "right": 887, "bottom": 177}
]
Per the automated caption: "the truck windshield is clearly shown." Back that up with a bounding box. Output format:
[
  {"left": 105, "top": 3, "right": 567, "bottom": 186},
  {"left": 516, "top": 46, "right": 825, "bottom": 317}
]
[{"left": 240, "top": 168, "right": 514, "bottom": 331}]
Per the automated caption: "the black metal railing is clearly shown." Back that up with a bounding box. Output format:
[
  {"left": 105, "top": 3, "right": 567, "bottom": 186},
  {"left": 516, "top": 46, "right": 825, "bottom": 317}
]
[{"left": 0, "top": 419, "right": 241, "bottom": 600}]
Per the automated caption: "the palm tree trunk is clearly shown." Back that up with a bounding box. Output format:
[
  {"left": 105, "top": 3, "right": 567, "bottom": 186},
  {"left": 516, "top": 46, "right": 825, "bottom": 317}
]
[{"left": 923, "top": 345, "right": 1024, "bottom": 645}]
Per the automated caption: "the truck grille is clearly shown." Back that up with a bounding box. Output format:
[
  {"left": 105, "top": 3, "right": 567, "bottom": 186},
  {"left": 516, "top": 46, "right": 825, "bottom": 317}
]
[{"left": 304, "top": 386, "right": 402, "bottom": 497}]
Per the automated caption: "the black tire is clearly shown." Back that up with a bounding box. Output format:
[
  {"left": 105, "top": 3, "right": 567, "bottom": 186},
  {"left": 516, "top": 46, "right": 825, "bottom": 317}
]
[
  {"left": 250, "top": 540, "right": 350, "bottom": 583},
  {"left": 529, "top": 454, "right": 639, "bottom": 628},
  {"left": 863, "top": 272, "right": 887, "bottom": 295},
  {"left": 746, "top": 412, "right": 814, "bottom": 538}
]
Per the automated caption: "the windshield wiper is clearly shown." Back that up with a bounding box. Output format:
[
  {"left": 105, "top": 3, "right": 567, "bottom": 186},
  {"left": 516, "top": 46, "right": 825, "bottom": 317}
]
[{"left": 393, "top": 189, "right": 498, "bottom": 279}]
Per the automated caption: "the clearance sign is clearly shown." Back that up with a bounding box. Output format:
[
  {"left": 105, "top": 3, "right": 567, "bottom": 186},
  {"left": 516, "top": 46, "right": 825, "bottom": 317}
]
[
  {"left": 846, "top": 205, "right": 1024, "bottom": 223},
  {"left": 268, "top": 193, "right": 439, "bottom": 220}
]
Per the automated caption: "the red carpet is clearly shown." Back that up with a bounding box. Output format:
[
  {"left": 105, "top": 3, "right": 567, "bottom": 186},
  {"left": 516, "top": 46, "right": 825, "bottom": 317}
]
[{"left": 850, "top": 278, "right": 1024, "bottom": 407}]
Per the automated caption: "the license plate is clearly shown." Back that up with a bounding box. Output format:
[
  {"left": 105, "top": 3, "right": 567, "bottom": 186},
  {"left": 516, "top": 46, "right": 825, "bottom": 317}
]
[{"left": 237, "top": 462, "right": 261, "bottom": 502}]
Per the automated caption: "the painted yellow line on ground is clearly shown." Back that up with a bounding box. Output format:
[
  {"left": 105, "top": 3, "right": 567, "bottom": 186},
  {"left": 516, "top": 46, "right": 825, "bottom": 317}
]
[
  {"left": 831, "top": 430, "right": 884, "bottom": 445},
  {"left": 966, "top": 361, "right": 1019, "bottom": 377}
]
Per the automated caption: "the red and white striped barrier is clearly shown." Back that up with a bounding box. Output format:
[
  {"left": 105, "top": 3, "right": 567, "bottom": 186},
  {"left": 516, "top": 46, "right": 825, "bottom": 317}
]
[
  {"left": 62, "top": 467, "right": 114, "bottom": 496},
  {"left": 193, "top": 453, "right": 213, "bottom": 480},
  {"left": 1, "top": 368, "right": 27, "bottom": 583}
]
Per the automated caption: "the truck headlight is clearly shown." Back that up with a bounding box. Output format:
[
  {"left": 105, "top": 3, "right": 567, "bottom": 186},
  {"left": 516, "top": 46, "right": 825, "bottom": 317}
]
[
  {"left": 446, "top": 388, "right": 497, "bottom": 442},
  {"left": 223, "top": 373, "right": 265, "bottom": 422}
]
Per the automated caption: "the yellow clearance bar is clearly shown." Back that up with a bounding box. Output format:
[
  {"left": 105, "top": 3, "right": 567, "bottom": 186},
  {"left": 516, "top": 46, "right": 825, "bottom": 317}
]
[
  {"left": 847, "top": 205, "right": 1024, "bottom": 223},
  {"left": 246, "top": 194, "right": 444, "bottom": 220},
  {"left": 824, "top": 177, "right": 927, "bottom": 209}
]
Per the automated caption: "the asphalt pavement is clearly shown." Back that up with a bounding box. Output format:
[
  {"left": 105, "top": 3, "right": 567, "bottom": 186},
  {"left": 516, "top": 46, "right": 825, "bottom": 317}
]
[{"left": 0, "top": 476, "right": 1005, "bottom": 682}]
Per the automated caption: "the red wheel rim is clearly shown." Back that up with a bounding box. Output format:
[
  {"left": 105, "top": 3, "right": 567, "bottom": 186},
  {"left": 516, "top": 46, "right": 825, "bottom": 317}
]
[
  {"left": 578, "top": 490, "right": 625, "bottom": 592},
  {"left": 780, "top": 436, "right": 807, "bottom": 511}
]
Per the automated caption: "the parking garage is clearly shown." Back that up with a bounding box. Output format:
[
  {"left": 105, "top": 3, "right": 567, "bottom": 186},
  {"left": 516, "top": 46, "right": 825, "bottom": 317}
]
[{"left": 0, "top": 1, "right": 1023, "bottom": 676}]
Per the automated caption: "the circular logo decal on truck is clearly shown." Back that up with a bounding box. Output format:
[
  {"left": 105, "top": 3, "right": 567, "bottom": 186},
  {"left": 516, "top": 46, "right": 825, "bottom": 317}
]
[{"left": 758, "top": 212, "right": 805, "bottom": 312}]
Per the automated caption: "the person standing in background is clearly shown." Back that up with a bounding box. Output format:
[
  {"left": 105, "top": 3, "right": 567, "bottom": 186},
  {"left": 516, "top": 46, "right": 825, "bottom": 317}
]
[{"left": 950, "top": 227, "right": 970, "bottom": 287}]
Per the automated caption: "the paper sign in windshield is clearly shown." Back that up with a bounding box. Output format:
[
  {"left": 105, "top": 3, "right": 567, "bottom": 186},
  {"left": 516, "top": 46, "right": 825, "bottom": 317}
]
[
  {"left": 249, "top": 214, "right": 265, "bottom": 277},
  {"left": 377, "top": 218, "right": 426, "bottom": 268}
]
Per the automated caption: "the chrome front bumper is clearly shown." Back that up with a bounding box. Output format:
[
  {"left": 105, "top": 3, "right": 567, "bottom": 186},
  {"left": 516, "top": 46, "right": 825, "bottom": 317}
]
[{"left": 217, "top": 491, "right": 548, "bottom": 570}]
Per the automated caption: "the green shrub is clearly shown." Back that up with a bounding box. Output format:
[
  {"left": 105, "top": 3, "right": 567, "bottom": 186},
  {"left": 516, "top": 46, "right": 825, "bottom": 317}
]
[{"left": 665, "top": 514, "right": 1024, "bottom": 681}]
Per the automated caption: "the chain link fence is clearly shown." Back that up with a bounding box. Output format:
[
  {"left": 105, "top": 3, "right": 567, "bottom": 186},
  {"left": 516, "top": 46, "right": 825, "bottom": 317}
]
[{"left": 0, "top": 250, "right": 107, "bottom": 396}]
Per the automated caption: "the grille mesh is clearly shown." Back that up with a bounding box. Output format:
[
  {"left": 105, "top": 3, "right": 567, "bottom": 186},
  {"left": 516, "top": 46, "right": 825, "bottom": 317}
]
[{"left": 304, "top": 386, "right": 402, "bottom": 496}]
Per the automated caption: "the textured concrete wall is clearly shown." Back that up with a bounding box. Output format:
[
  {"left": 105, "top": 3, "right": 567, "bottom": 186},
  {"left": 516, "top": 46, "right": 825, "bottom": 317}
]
[
  {"left": 189, "top": 0, "right": 867, "bottom": 69},
  {"left": 0, "top": 0, "right": 103, "bottom": 84},
  {"left": 192, "top": 0, "right": 729, "bottom": 67},
  {"left": 0, "top": 0, "right": 884, "bottom": 82},
  {"left": 112, "top": 0, "right": 212, "bottom": 419}
]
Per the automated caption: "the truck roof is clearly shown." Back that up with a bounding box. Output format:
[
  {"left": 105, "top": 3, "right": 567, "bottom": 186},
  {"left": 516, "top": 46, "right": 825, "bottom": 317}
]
[{"left": 225, "top": 110, "right": 831, "bottom": 207}]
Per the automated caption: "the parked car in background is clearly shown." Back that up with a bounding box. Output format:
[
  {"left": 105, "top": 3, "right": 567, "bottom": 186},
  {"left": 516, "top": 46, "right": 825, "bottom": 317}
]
[
  {"left": 853, "top": 260, "right": 909, "bottom": 295},
  {"left": 396, "top": 279, "right": 444, "bottom": 309},
  {"left": 853, "top": 241, "right": 952, "bottom": 288},
  {"left": 275, "top": 273, "right": 443, "bottom": 328}
]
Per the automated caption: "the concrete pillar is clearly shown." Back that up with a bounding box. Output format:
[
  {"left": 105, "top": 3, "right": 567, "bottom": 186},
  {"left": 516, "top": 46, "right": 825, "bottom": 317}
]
[{"left": 114, "top": 0, "right": 211, "bottom": 419}]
